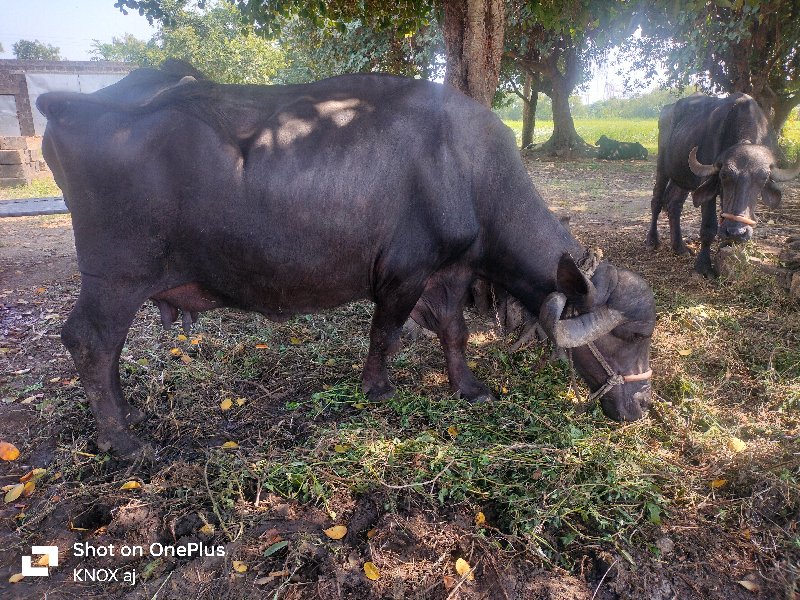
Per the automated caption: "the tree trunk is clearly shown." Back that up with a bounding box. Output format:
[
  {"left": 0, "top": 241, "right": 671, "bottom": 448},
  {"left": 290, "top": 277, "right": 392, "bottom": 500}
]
[
  {"left": 773, "top": 95, "right": 800, "bottom": 135},
  {"left": 539, "top": 74, "right": 589, "bottom": 157},
  {"left": 442, "top": 0, "right": 504, "bottom": 107},
  {"left": 521, "top": 71, "right": 538, "bottom": 149}
]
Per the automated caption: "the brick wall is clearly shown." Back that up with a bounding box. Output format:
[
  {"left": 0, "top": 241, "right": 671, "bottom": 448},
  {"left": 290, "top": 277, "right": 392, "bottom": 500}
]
[
  {"left": 0, "top": 60, "right": 133, "bottom": 185},
  {"left": 0, "top": 136, "right": 50, "bottom": 188}
]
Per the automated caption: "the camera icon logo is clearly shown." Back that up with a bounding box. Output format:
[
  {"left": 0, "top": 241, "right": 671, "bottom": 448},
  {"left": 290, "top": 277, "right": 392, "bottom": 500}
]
[{"left": 21, "top": 546, "right": 59, "bottom": 576}]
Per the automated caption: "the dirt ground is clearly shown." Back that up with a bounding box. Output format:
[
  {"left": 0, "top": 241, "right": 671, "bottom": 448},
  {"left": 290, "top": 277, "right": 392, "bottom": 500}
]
[{"left": 0, "top": 156, "right": 798, "bottom": 600}]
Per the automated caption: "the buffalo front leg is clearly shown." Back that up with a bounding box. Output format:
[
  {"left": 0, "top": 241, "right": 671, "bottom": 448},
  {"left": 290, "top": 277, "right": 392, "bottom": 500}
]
[
  {"left": 694, "top": 197, "right": 718, "bottom": 277},
  {"left": 362, "top": 287, "right": 424, "bottom": 402},
  {"left": 664, "top": 182, "right": 691, "bottom": 255},
  {"left": 411, "top": 269, "right": 494, "bottom": 402},
  {"left": 61, "top": 285, "right": 145, "bottom": 455}
]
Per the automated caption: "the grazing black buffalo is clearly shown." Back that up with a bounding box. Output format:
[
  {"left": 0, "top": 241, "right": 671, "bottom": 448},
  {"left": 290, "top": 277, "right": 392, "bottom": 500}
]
[
  {"left": 595, "top": 135, "right": 648, "bottom": 160},
  {"left": 646, "top": 93, "right": 800, "bottom": 276},
  {"left": 38, "top": 62, "right": 656, "bottom": 455}
]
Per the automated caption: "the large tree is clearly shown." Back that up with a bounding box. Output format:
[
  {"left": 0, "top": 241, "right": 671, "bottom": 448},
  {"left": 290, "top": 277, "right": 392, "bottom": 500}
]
[
  {"left": 114, "top": 0, "right": 505, "bottom": 107},
  {"left": 629, "top": 0, "right": 800, "bottom": 132},
  {"left": 96, "top": 0, "right": 284, "bottom": 84},
  {"left": 503, "top": 0, "right": 636, "bottom": 156},
  {"left": 13, "top": 39, "right": 62, "bottom": 61}
]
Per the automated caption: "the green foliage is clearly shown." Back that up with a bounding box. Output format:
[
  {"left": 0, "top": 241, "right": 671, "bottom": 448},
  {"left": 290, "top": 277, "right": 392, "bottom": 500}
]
[
  {"left": 12, "top": 39, "right": 62, "bottom": 61},
  {"left": 629, "top": 0, "right": 800, "bottom": 124},
  {"left": 95, "top": 0, "right": 284, "bottom": 84},
  {"left": 274, "top": 16, "right": 443, "bottom": 84}
]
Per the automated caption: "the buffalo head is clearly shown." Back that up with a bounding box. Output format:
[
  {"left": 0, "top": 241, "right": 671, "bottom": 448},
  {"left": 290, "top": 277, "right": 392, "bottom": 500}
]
[
  {"left": 689, "top": 144, "right": 800, "bottom": 243},
  {"left": 539, "top": 254, "right": 656, "bottom": 421}
]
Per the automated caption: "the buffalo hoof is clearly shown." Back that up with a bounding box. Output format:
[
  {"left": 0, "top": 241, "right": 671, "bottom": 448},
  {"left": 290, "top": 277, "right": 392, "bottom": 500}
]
[
  {"left": 363, "top": 380, "right": 396, "bottom": 402},
  {"left": 124, "top": 405, "right": 146, "bottom": 426},
  {"left": 672, "top": 242, "right": 693, "bottom": 256},
  {"left": 454, "top": 381, "right": 496, "bottom": 403},
  {"left": 694, "top": 256, "right": 717, "bottom": 278},
  {"left": 468, "top": 392, "right": 496, "bottom": 404},
  {"left": 96, "top": 428, "right": 150, "bottom": 458},
  {"left": 645, "top": 232, "right": 659, "bottom": 250}
]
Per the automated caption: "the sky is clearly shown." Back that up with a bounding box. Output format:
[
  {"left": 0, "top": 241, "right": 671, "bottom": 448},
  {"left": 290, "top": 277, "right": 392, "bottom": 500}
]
[
  {"left": 0, "top": 0, "right": 156, "bottom": 61},
  {"left": 0, "top": 0, "right": 631, "bottom": 103}
]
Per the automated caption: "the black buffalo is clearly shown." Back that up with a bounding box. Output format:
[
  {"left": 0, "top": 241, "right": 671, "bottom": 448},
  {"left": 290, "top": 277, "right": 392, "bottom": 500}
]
[
  {"left": 38, "top": 62, "right": 656, "bottom": 455},
  {"left": 595, "top": 135, "right": 648, "bottom": 160},
  {"left": 646, "top": 93, "right": 800, "bottom": 275}
]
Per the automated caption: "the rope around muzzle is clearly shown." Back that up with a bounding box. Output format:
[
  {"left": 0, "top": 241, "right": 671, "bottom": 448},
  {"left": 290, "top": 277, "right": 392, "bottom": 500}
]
[
  {"left": 566, "top": 248, "right": 653, "bottom": 403},
  {"left": 720, "top": 212, "right": 757, "bottom": 226}
]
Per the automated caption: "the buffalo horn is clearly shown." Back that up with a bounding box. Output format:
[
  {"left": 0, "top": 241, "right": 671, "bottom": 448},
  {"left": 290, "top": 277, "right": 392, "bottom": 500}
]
[
  {"left": 688, "top": 147, "right": 720, "bottom": 177},
  {"left": 771, "top": 157, "right": 800, "bottom": 182},
  {"left": 539, "top": 292, "right": 626, "bottom": 349}
]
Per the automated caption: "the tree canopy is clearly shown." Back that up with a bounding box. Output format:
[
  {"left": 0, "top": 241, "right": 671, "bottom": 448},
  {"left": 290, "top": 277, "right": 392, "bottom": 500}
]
[
  {"left": 95, "top": 0, "right": 284, "bottom": 84},
  {"left": 629, "top": 0, "right": 800, "bottom": 130},
  {"left": 13, "top": 40, "right": 62, "bottom": 61}
]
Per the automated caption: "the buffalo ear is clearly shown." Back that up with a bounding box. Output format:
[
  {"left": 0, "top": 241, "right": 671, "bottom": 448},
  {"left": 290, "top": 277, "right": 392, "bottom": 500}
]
[
  {"left": 762, "top": 180, "right": 782, "bottom": 208},
  {"left": 556, "top": 253, "right": 595, "bottom": 307},
  {"left": 692, "top": 176, "right": 719, "bottom": 207}
]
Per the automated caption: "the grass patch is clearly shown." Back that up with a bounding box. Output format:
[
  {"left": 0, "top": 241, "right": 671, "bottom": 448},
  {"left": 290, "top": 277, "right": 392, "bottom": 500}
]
[{"left": 0, "top": 178, "right": 62, "bottom": 200}]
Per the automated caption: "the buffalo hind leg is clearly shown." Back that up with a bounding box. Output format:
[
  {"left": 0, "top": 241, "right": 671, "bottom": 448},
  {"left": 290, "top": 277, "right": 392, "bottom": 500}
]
[
  {"left": 694, "top": 197, "right": 718, "bottom": 277},
  {"left": 61, "top": 284, "right": 146, "bottom": 455},
  {"left": 411, "top": 269, "right": 494, "bottom": 402},
  {"left": 646, "top": 168, "right": 669, "bottom": 250},
  {"left": 665, "top": 182, "right": 691, "bottom": 255}
]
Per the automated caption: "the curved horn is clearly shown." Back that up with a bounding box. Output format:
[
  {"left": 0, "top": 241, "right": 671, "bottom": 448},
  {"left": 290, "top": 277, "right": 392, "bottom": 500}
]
[
  {"left": 688, "top": 147, "right": 720, "bottom": 177},
  {"left": 771, "top": 157, "right": 800, "bottom": 182},
  {"left": 539, "top": 292, "right": 626, "bottom": 348}
]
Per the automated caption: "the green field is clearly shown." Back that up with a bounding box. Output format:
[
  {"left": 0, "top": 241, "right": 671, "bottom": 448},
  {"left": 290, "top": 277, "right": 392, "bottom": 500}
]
[{"left": 504, "top": 117, "right": 800, "bottom": 160}]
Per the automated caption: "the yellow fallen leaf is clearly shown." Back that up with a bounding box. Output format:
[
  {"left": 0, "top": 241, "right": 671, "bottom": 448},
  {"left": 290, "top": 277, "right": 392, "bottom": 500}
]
[
  {"left": 221, "top": 441, "right": 239, "bottom": 449},
  {"left": 333, "top": 444, "right": 349, "bottom": 453},
  {"left": 711, "top": 479, "right": 728, "bottom": 489},
  {"left": 169, "top": 347, "right": 182, "bottom": 357},
  {"left": 501, "top": 386, "right": 509, "bottom": 394},
  {"left": 737, "top": 579, "right": 760, "bottom": 592},
  {"left": 255, "top": 343, "right": 269, "bottom": 349},
  {"left": 22, "top": 481, "right": 35, "bottom": 497},
  {"left": 363, "top": 561, "right": 380, "bottom": 581},
  {"left": 232, "top": 561, "right": 248, "bottom": 573},
  {"left": 475, "top": 511, "right": 486, "bottom": 526},
  {"left": 220, "top": 398, "right": 233, "bottom": 411},
  {"left": 447, "top": 425, "right": 459, "bottom": 437},
  {"left": 235, "top": 398, "right": 246, "bottom": 406},
  {"left": 8, "top": 573, "right": 24, "bottom": 583},
  {"left": 199, "top": 523, "right": 215, "bottom": 535},
  {"left": 176, "top": 334, "right": 188, "bottom": 341},
  {"left": 727, "top": 437, "right": 747, "bottom": 453},
  {"left": 366, "top": 528, "right": 377, "bottom": 539},
  {"left": 0, "top": 442, "right": 20, "bottom": 461},
  {"left": 190, "top": 338, "right": 201, "bottom": 345},
  {"left": 455, "top": 558, "right": 475, "bottom": 581},
  {"left": 19, "top": 468, "right": 46, "bottom": 483},
  {"left": 34, "top": 553, "right": 50, "bottom": 567},
  {"left": 120, "top": 481, "right": 141, "bottom": 490},
  {"left": 354, "top": 403, "right": 366, "bottom": 409},
  {"left": 678, "top": 349, "right": 692, "bottom": 356},
  {"left": 5, "top": 484, "right": 24, "bottom": 503},
  {"left": 324, "top": 525, "right": 348, "bottom": 540},
  {"left": 466, "top": 360, "right": 478, "bottom": 369},
  {"left": 49, "top": 377, "right": 60, "bottom": 383}
]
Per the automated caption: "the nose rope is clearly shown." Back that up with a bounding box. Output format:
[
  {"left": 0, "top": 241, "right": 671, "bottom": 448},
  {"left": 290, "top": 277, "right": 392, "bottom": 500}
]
[
  {"left": 568, "top": 343, "right": 652, "bottom": 403},
  {"left": 720, "top": 212, "right": 757, "bottom": 226}
]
